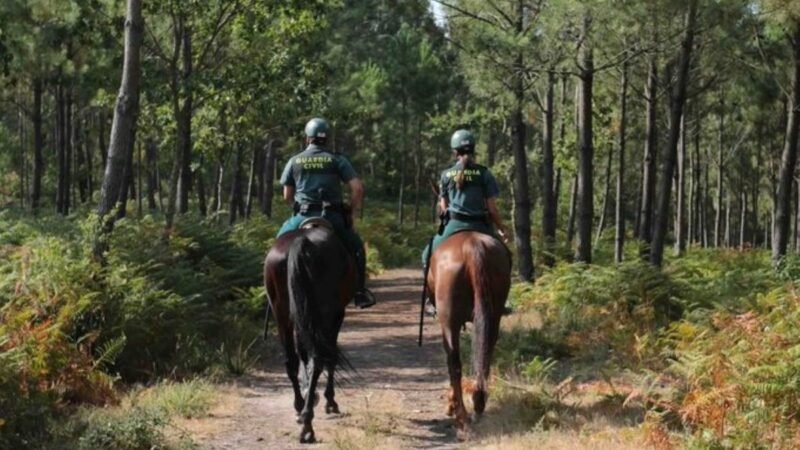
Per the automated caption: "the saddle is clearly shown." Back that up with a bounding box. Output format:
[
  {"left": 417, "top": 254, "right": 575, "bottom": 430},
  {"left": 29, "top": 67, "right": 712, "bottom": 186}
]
[{"left": 299, "top": 217, "right": 334, "bottom": 231}]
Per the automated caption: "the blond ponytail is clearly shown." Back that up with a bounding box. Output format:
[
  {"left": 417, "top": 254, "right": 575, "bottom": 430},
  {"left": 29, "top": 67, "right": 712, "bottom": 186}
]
[{"left": 455, "top": 153, "right": 474, "bottom": 190}]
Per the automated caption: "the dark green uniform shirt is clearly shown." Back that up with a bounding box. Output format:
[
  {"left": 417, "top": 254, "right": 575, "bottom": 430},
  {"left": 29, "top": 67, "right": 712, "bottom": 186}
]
[
  {"left": 439, "top": 161, "right": 500, "bottom": 217},
  {"left": 280, "top": 144, "right": 357, "bottom": 205}
]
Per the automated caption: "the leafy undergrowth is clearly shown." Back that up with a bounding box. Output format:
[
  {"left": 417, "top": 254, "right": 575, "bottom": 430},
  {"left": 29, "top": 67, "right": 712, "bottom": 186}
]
[
  {"left": 485, "top": 248, "right": 800, "bottom": 449},
  {"left": 0, "top": 203, "right": 432, "bottom": 448},
  {"left": 0, "top": 210, "right": 264, "bottom": 448}
]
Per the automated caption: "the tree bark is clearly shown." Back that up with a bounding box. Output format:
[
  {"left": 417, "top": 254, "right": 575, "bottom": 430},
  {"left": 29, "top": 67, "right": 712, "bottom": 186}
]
[
  {"left": 715, "top": 103, "right": 725, "bottom": 248},
  {"left": 615, "top": 60, "right": 628, "bottom": 263},
  {"left": 542, "top": 70, "right": 557, "bottom": 267},
  {"left": 639, "top": 56, "right": 659, "bottom": 256},
  {"left": 650, "top": 0, "right": 697, "bottom": 267},
  {"left": 245, "top": 145, "right": 257, "bottom": 219},
  {"left": 56, "top": 82, "right": 67, "bottom": 215},
  {"left": 596, "top": 144, "right": 612, "bottom": 245},
  {"left": 740, "top": 191, "right": 747, "bottom": 250},
  {"left": 31, "top": 78, "right": 44, "bottom": 210},
  {"left": 773, "top": 25, "right": 800, "bottom": 265},
  {"left": 146, "top": 139, "right": 158, "bottom": 210},
  {"left": 575, "top": 15, "right": 594, "bottom": 264},
  {"left": 197, "top": 154, "right": 207, "bottom": 216},
  {"left": 512, "top": 90, "right": 534, "bottom": 278},
  {"left": 567, "top": 174, "right": 578, "bottom": 249},
  {"left": 229, "top": 143, "right": 244, "bottom": 225},
  {"left": 65, "top": 88, "right": 73, "bottom": 215},
  {"left": 177, "top": 25, "right": 193, "bottom": 214},
  {"left": 261, "top": 139, "right": 278, "bottom": 217},
  {"left": 675, "top": 111, "right": 687, "bottom": 256},
  {"left": 94, "top": 0, "right": 144, "bottom": 259}
]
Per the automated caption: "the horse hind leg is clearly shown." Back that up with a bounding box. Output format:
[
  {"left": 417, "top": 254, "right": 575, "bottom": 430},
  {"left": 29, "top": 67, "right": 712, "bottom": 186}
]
[
  {"left": 472, "top": 312, "right": 501, "bottom": 418},
  {"left": 324, "top": 362, "right": 340, "bottom": 414},
  {"left": 298, "top": 356, "right": 323, "bottom": 444},
  {"left": 442, "top": 327, "right": 468, "bottom": 437},
  {"left": 280, "top": 333, "right": 305, "bottom": 416}
]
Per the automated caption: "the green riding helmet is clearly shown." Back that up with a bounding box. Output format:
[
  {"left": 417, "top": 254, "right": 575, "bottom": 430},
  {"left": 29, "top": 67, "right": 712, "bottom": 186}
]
[
  {"left": 450, "top": 129, "right": 476, "bottom": 151},
  {"left": 304, "top": 117, "right": 330, "bottom": 140}
]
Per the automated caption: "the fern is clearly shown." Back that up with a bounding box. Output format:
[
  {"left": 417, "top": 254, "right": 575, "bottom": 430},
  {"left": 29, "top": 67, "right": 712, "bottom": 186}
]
[{"left": 93, "top": 335, "right": 128, "bottom": 370}]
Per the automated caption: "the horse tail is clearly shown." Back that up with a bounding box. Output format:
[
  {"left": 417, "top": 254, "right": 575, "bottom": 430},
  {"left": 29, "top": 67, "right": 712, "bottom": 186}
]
[
  {"left": 466, "top": 236, "right": 495, "bottom": 415},
  {"left": 287, "top": 233, "right": 351, "bottom": 372}
]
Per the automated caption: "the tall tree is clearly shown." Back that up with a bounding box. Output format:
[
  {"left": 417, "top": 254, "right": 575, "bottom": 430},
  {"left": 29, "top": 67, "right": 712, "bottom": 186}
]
[
  {"left": 650, "top": 0, "right": 698, "bottom": 267},
  {"left": 94, "top": 0, "right": 144, "bottom": 259}
]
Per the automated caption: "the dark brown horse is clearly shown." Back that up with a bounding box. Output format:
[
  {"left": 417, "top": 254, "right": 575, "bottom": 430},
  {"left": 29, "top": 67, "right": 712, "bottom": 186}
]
[
  {"left": 264, "top": 221, "right": 356, "bottom": 443},
  {"left": 426, "top": 231, "right": 511, "bottom": 436}
]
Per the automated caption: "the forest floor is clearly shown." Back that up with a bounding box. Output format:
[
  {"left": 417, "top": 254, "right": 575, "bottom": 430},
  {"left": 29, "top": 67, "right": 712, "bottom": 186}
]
[{"left": 178, "top": 269, "right": 648, "bottom": 450}]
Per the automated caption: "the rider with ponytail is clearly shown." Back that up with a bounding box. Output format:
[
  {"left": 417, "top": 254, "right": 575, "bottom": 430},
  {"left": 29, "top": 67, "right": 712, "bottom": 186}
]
[{"left": 422, "top": 128, "right": 510, "bottom": 276}]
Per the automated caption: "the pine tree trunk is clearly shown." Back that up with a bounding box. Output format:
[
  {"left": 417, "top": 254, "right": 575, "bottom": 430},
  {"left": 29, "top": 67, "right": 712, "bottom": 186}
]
[
  {"left": 512, "top": 103, "right": 534, "bottom": 279},
  {"left": 94, "top": 0, "right": 143, "bottom": 259},
  {"left": 117, "top": 130, "right": 136, "bottom": 219},
  {"left": 615, "top": 60, "right": 628, "bottom": 263},
  {"left": 567, "top": 175, "right": 578, "bottom": 249},
  {"left": 725, "top": 192, "right": 732, "bottom": 247},
  {"left": 229, "top": 144, "right": 244, "bottom": 225},
  {"left": 773, "top": 25, "right": 800, "bottom": 264},
  {"left": 75, "top": 109, "right": 87, "bottom": 203},
  {"left": 98, "top": 109, "right": 108, "bottom": 170},
  {"left": 639, "top": 56, "right": 659, "bottom": 256},
  {"left": 197, "top": 154, "right": 207, "bottom": 216},
  {"left": 65, "top": 88, "right": 73, "bottom": 215},
  {"left": 213, "top": 159, "right": 224, "bottom": 215},
  {"left": 575, "top": 15, "right": 594, "bottom": 264},
  {"left": 56, "top": 83, "right": 67, "bottom": 215},
  {"left": 542, "top": 70, "right": 557, "bottom": 267},
  {"left": 245, "top": 145, "right": 257, "bottom": 219},
  {"left": 146, "top": 139, "right": 158, "bottom": 210},
  {"left": 715, "top": 106, "right": 725, "bottom": 248},
  {"left": 261, "top": 139, "right": 278, "bottom": 217},
  {"left": 414, "top": 121, "right": 422, "bottom": 228},
  {"left": 31, "top": 78, "right": 44, "bottom": 211},
  {"left": 177, "top": 25, "right": 193, "bottom": 214},
  {"left": 740, "top": 191, "right": 747, "bottom": 250},
  {"left": 650, "top": 0, "right": 697, "bottom": 267},
  {"left": 137, "top": 140, "right": 143, "bottom": 216},
  {"left": 596, "top": 144, "right": 612, "bottom": 245},
  {"left": 675, "top": 112, "right": 687, "bottom": 256}
]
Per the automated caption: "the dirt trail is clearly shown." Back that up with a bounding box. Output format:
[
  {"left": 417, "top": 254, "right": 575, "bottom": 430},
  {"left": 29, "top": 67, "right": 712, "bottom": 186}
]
[{"left": 187, "top": 269, "right": 462, "bottom": 449}]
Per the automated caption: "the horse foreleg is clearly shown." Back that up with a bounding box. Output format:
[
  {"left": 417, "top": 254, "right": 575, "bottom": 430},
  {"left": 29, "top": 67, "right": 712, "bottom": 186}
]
[
  {"left": 324, "top": 362, "right": 340, "bottom": 414},
  {"left": 442, "top": 327, "right": 468, "bottom": 435},
  {"left": 299, "top": 357, "right": 322, "bottom": 444}
]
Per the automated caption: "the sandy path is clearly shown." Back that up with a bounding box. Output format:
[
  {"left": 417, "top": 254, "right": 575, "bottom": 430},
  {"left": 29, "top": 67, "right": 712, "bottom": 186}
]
[{"left": 187, "top": 269, "right": 462, "bottom": 450}]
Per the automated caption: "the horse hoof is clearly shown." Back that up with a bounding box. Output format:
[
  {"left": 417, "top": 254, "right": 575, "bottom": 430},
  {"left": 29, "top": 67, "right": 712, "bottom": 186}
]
[
  {"left": 456, "top": 427, "right": 470, "bottom": 441},
  {"left": 326, "top": 403, "right": 340, "bottom": 414},
  {"left": 300, "top": 431, "right": 316, "bottom": 444},
  {"left": 470, "top": 412, "right": 482, "bottom": 424}
]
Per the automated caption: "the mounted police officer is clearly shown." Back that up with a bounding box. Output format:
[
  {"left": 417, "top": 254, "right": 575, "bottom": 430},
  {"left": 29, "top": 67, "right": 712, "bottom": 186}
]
[
  {"left": 277, "top": 118, "right": 376, "bottom": 308},
  {"left": 422, "top": 128, "right": 511, "bottom": 313}
]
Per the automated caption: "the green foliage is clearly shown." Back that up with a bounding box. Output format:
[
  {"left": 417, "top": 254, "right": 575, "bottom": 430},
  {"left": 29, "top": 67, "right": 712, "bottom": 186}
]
[{"left": 76, "top": 407, "right": 168, "bottom": 450}]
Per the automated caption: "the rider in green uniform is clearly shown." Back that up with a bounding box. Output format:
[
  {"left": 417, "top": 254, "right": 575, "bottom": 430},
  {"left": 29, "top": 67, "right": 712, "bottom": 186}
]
[
  {"left": 422, "top": 129, "right": 509, "bottom": 263},
  {"left": 422, "top": 129, "right": 511, "bottom": 313},
  {"left": 278, "top": 118, "right": 376, "bottom": 308}
]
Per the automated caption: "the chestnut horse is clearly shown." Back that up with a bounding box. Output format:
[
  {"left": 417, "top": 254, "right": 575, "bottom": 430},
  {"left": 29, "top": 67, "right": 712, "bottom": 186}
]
[
  {"left": 426, "top": 231, "right": 511, "bottom": 435},
  {"left": 264, "top": 221, "right": 356, "bottom": 443}
]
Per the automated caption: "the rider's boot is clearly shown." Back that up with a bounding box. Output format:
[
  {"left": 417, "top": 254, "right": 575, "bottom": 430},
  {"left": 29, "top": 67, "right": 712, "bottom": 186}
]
[{"left": 353, "top": 248, "right": 376, "bottom": 309}]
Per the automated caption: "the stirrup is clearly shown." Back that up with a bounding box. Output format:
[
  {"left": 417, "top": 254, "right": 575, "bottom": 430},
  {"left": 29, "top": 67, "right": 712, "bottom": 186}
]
[{"left": 354, "top": 289, "right": 376, "bottom": 309}]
